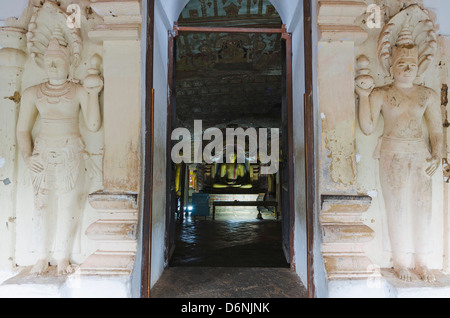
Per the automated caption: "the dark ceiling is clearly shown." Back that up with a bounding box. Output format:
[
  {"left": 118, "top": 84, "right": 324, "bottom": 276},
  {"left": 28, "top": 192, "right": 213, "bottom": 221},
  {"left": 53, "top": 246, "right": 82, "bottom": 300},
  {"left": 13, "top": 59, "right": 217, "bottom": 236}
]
[{"left": 175, "top": 0, "right": 283, "bottom": 131}]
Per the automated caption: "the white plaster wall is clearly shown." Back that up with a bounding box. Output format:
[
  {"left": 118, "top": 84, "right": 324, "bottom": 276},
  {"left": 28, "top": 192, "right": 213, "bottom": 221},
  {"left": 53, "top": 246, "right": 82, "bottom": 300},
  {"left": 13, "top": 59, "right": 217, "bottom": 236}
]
[
  {"left": 289, "top": 2, "right": 308, "bottom": 288},
  {"left": 159, "top": 0, "right": 189, "bottom": 25},
  {"left": 270, "top": 0, "right": 300, "bottom": 31},
  {"left": 149, "top": 0, "right": 174, "bottom": 288},
  {"left": 131, "top": 0, "right": 149, "bottom": 298},
  {"left": 310, "top": 0, "right": 328, "bottom": 298}
]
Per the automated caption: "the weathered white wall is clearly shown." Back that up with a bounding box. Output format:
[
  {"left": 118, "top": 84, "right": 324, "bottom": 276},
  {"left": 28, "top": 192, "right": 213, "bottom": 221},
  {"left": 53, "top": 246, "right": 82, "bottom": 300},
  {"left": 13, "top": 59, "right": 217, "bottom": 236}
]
[
  {"left": 310, "top": 0, "right": 328, "bottom": 298},
  {"left": 290, "top": 3, "right": 308, "bottom": 287},
  {"left": 131, "top": 0, "right": 148, "bottom": 298},
  {"left": 148, "top": 0, "right": 175, "bottom": 288}
]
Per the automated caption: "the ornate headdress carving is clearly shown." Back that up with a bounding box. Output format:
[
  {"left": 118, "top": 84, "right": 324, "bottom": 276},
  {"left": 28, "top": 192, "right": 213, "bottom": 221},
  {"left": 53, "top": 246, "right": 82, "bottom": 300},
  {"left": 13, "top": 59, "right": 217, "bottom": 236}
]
[
  {"left": 377, "top": 5, "right": 437, "bottom": 77},
  {"left": 26, "top": 1, "right": 83, "bottom": 78},
  {"left": 391, "top": 27, "right": 418, "bottom": 66},
  {"left": 44, "top": 33, "right": 70, "bottom": 62}
]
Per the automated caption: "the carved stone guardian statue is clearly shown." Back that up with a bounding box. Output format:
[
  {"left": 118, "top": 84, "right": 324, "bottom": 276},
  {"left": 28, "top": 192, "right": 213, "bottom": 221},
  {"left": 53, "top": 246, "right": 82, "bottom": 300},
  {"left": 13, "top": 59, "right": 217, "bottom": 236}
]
[
  {"left": 355, "top": 6, "right": 442, "bottom": 282},
  {"left": 16, "top": 34, "right": 103, "bottom": 275}
]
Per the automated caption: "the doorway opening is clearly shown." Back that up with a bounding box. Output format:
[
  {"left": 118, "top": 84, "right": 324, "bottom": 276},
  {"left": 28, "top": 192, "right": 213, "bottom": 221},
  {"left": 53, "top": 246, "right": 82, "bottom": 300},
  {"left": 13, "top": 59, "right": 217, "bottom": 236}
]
[{"left": 165, "top": 0, "right": 295, "bottom": 271}]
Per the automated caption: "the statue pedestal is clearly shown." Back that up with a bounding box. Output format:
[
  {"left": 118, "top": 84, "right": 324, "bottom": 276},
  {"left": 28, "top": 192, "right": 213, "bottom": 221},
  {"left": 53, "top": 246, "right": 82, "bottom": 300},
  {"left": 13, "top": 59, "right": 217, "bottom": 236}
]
[
  {"left": 79, "top": 0, "right": 142, "bottom": 276},
  {"left": 381, "top": 269, "right": 450, "bottom": 298},
  {"left": 325, "top": 269, "right": 450, "bottom": 297},
  {"left": 79, "top": 192, "right": 138, "bottom": 276},
  {"left": 0, "top": 267, "right": 67, "bottom": 298},
  {"left": 0, "top": 267, "right": 131, "bottom": 298},
  {"left": 321, "top": 195, "right": 380, "bottom": 280}
]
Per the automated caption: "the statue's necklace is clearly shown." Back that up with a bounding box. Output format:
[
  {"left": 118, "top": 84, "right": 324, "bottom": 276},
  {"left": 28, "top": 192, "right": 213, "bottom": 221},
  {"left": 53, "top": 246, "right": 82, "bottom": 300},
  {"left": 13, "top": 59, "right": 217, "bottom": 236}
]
[
  {"left": 41, "top": 82, "right": 72, "bottom": 97},
  {"left": 39, "top": 81, "right": 74, "bottom": 104}
]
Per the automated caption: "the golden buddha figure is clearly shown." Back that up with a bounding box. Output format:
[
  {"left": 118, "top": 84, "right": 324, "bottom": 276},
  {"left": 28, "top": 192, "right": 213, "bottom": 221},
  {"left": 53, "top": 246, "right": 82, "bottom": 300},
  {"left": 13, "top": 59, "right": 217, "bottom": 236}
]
[{"left": 213, "top": 153, "right": 252, "bottom": 189}]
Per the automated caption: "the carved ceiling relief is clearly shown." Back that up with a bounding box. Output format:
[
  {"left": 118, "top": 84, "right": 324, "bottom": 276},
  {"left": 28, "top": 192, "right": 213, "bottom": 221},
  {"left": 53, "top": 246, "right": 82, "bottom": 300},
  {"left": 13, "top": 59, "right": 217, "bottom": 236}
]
[
  {"left": 176, "top": 31, "right": 283, "bottom": 129},
  {"left": 179, "top": 0, "right": 279, "bottom": 21},
  {"left": 177, "top": 32, "right": 281, "bottom": 71},
  {"left": 176, "top": 0, "right": 283, "bottom": 130}
]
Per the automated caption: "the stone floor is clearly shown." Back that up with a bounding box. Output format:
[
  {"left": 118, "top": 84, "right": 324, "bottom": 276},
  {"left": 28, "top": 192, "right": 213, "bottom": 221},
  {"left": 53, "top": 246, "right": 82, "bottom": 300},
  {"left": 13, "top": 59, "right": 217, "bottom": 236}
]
[
  {"left": 150, "top": 267, "right": 307, "bottom": 298},
  {"left": 151, "top": 210, "right": 308, "bottom": 298}
]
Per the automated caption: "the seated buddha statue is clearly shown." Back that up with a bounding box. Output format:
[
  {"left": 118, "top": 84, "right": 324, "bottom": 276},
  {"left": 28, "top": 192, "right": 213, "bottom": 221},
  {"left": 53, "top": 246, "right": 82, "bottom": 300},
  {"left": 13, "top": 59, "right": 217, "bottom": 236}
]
[{"left": 213, "top": 154, "right": 252, "bottom": 189}]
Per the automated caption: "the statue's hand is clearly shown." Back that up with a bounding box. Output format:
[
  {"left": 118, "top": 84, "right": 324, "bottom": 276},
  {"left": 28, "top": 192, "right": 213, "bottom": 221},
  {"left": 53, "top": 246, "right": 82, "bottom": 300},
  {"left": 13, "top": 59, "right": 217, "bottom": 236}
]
[
  {"left": 355, "top": 85, "right": 373, "bottom": 98},
  {"left": 83, "top": 74, "right": 104, "bottom": 95},
  {"left": 426, "top": 155, "right": 441, "bottom": 177},
  {"left": 24, "top": 155, "right": 44, "bottom": 174},
  {"left": 355, "top": 56, "right": 374, "bottom": 97}
]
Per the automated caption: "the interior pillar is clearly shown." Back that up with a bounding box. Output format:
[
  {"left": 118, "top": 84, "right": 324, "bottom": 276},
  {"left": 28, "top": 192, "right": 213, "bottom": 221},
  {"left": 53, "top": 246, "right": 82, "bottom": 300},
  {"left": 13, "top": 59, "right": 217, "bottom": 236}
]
[
  {"left": 78, "top": 0, "right": 143, "bottom": 275},
  {"left": 316, "top": 0, "right": 380, "bottom": 281}
]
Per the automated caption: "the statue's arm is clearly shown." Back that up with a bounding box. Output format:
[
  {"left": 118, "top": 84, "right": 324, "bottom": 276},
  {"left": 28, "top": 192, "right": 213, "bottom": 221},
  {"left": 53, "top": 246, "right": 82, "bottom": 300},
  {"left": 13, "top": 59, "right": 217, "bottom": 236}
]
[
  {"left": 423, "top": 90, "right": 443, "bottom": 177},
  {"left": 357, "top": 87, "right": 383, "bottom": 136},
  {"left": 425, "top": 90, "right": 444, "bottom": 159},
  {"left": 79, "top": 85, "right": 102, "bottom": 133},
  {"left": 16, "top": 87, "right": 38, "bottom": 161}
]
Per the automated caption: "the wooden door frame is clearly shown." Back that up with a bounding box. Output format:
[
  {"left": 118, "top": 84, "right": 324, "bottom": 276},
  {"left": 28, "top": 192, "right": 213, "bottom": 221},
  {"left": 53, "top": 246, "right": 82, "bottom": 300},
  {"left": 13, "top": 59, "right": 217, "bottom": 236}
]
[
  {"left": 303, "top": 0, "right": 316, "bottom": 299},
  {"left": 141, "top": 0, "right": 317, "bottom": 298},
  {"left": 282, "top": 28, "right": 295, "bottom": 268},
  {"left": 141, "top": 0, "right": 155, "bottom": 299},
  {"left": 165, "top": 31, "right": 177, "bottom": 265},
  {"left": 166, "top": 24, "right": 296, "bottom": 265}
]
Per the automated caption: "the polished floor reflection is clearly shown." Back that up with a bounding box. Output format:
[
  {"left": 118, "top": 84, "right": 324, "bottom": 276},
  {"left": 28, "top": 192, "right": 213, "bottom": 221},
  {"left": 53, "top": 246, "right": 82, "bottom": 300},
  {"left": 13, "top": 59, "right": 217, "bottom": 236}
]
[{"left": 170, "top": 210, "right": 289, "bottom": 268}]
